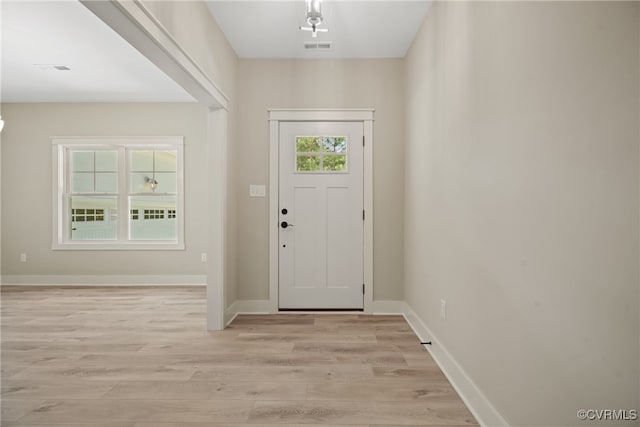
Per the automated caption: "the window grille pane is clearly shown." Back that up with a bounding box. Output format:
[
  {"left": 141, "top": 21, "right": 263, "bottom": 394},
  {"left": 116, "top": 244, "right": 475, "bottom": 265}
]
[
  {"left": 70, "top": 150, "right": 118, "bottom": 193},
  {"left": 72, "top": 151, "right": 94, "bottom": 172},
  {"left": 129, "top": 196, "right": 176, "bottom": 240},
  {"left": 95, "top": 151, "right": 117, "bottom": 171},
  {"left": 130, "top": 172, "right": 151, "bottom": 193},
  {"left": 95, "top": 173, "right": 118, "bottom": 193},
  {"left": 130, "top": 150, "right": 153, "bottom": 172},
  {"left": 322, "top": 136, "right": 347, "bottom": 153},
  {"left": 129, "top": 150, "right": 177, "bottom": 193},
  {"left": 323, "top": 155, "right": 347, "bottom": 171},
  {"left": 70, "top": 196, "right": 117, "bottom": 240},
  {"left": 155, "top": 150, "right": 177, "bottom": 172},
  {"left": 153, "top": 172, "right": 177, "bottom": 193},
  {"left": 71, "top": 173, "right": 94, "bottom": 193},
  {"left": 296, "top": 136, "right": 321, "bottom": 153},
  {"left": 296, "top": 155, "right": 321, "bottom": 171}
]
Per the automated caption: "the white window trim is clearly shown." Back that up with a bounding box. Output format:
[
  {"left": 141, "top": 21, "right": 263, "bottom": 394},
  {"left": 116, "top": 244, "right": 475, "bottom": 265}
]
[{"left": 51, "top": 136, "right": 185, "bottom": 250}]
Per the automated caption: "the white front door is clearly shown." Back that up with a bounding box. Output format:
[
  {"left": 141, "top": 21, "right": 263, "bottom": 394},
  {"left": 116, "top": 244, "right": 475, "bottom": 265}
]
[{"left": 279, "top": 121, "right": 364, "bottom": 309}]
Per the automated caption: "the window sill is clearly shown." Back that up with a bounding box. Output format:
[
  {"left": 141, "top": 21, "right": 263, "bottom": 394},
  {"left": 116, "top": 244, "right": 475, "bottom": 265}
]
[{"left": 52, "top": 241, "right": 185, "bottom": 251}]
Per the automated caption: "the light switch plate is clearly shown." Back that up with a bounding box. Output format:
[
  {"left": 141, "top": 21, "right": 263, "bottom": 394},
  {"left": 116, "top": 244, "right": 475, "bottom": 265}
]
[{"left": 249, "top": 185, "right": 266, "bottom": 198}]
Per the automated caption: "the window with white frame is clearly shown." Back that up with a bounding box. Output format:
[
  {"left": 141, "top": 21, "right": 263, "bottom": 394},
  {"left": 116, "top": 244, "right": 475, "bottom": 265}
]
[
  {"left": 295, "top": 136, "right": 348, "bottom": 172},
  {"left": 52, "top": 137, "right": 184, "bottom": 250}
]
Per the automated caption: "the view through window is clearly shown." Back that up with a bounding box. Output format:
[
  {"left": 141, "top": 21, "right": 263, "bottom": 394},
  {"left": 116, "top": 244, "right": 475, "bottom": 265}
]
[
  {"left": 52, "top": 137, "right": 184, "bottom": 250},
  {"left": 296, "top": 136, "right": 348, "bottom": 172}
]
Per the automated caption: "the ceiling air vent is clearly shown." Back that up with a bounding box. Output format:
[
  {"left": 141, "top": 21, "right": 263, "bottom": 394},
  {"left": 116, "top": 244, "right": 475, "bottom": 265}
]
[
  {"left": 304, "top": 42, "right": 332, "bottom": 50},
  {"left": 34, "top": 64, "right": 71, "bottom": 71}
]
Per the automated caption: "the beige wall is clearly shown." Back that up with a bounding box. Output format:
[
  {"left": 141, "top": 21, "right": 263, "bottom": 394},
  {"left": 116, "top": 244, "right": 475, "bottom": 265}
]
[
  {"left": 140, "top": 0, "right": 237, "bottom": 98},
  {"left": 139, "top": 0, "right": 239, "bottom": 306},
  {"left": 404, "top": 1, "right": 639, "bottom": 425},
  {"left": 235, "top": 59, "right": 405, "bottom": 301},
  {"left": 1, "top": 103, "right": 209, "bottom": 276}
]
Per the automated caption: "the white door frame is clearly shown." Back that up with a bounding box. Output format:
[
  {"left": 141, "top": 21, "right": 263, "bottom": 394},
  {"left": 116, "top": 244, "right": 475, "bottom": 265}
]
[{"left": 268, "top": 109, "right": 374, "bottom": 313}]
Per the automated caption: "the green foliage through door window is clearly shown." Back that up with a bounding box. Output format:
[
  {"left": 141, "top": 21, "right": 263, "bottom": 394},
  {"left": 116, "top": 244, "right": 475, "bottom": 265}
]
[{"left": 296, "top": 136, "right": 347, "bottom": 172}]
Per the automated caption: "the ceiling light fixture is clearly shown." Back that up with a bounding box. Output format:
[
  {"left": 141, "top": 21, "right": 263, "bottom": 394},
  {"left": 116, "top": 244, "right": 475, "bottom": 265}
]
[{"left": 299, "top": 0, "right": 328, "bottom": 38}]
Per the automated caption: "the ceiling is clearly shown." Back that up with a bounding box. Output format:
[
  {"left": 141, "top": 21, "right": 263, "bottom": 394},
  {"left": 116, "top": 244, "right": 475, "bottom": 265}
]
[
  {"left": 206, "top": 1, "right": 431, "bottom": 59},
  {"left": 1, "top": 0, "right": 431, "bottom": 103},
  {"left": 1, "top": 1, "right": 195, "bottom": 103}
]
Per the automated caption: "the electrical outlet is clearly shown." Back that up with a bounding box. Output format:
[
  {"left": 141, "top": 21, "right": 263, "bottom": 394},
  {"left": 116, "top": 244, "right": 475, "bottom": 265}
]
[
  {"left": 20, "top": 253, "right": 27, "bottom": 263},
  {"left": 440, "top": 299, "right": 447, "bottom": 320},
  {"left": 201, "top": 253, "right": 207, "bottom": 263}
]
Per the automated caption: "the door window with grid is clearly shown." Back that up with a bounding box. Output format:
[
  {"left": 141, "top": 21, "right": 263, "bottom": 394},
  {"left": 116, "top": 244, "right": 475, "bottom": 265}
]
[{"left": 295, "top": 136, "right": 348, "bottom": 172}]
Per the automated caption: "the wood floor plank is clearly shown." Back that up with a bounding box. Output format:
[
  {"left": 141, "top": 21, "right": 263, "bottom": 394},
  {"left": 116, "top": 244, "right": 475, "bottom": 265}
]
[
  {"left": 9, "top": 364, "right": 197, "bottom": 382},
  {"left": 3, "top": 423, "right": 135, "bottom": 427},
  {"left": 373, "top": 366, "right": 449, "bottom": 381},
  {"left": 1, "top": 363, "right": 30, "bottom": 379},
  {"left": 1, "top": 350, "right": 84, "bottom": 366},
  {"left": 133, "top": 424, "right": 368, "bottom": 427},
  {"left": 248, "top": 400, "right": 478, "bottom": 425},
  {"left": 1, "top": 287, "right": 477, "bottom": 426},
  {"left": 1, "top": 380, "right": 118, "bottom": 399},
  {"left": 236, "top": 332, "right": 378, "bottom": 343},
  {"left": 404, "top": 353, "right": 439, "bottom": 367},
  {"left": 70, "top": 351, "right": 339, "bottom": 367},
  {"left": 293, "top": 342, "right": 401, "bottom": 353},
  {"left": 231, "top": 314, "right": 315, "bottom": 325},
  {"left": 1, "top": 341, "right": 146, "bottom": 353},
  {"left": 103, "top": 380, "right": 307, "bottom": 400},
  {"left": 16, "top": 399, "right": 254, "bottom": 424},
  {"left": 307, "top": 379, "right": 460, "bottom": 402},
  {"left": 137, "top": 341, "right": 295, "bottom": 354},
  {"left": 191, "top": 365, "right": 374, "bottom": 382},
  {"left": 0, "top": 399, "right": 47, "bottom": 423},
  {"left": 292, "top": 342, "right": 409, "bottom": 365}
]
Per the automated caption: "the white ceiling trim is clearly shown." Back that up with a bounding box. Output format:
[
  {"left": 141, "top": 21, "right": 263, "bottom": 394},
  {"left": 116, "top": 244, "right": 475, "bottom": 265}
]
[{"left": 81, "top": 0, "right": 228, "bottom": 109}]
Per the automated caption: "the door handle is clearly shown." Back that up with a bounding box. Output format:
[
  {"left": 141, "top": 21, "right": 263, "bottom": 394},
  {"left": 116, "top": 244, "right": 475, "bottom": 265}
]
[{"left": 281, "top": 221, "right": 293, "bottom": 229}]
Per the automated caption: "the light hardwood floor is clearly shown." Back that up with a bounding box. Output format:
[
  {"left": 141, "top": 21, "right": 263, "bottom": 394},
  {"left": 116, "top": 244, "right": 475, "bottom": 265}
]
[{"left": 1, "top": 286, "right": 478, "bottom": 426}]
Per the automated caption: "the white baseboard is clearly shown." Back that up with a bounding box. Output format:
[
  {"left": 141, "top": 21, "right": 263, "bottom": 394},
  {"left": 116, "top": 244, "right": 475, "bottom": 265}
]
[
  {"left": 224, "top": 308, "right": 239, "bottom": 327},
  {"left": 1, "top": 275, "right": 207, "bottom": 286},
  {"left": 225, "top": 299, "right": 406, "bottom": 319},
  {"left": 224, "top": 299, "right": 406, "bottom": 326},
  {"left": 224, "top": 299, "right": 271, "bottom": 326},
  {"left": 402, "top": 303, "right": 508, "bottom": 427}
]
